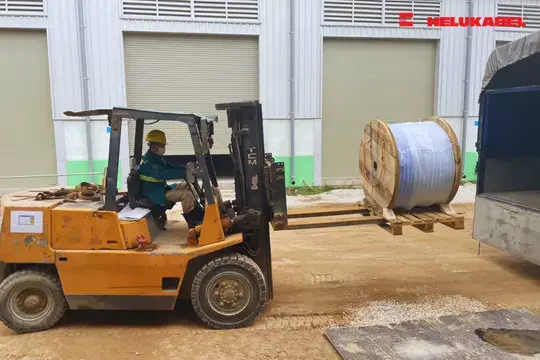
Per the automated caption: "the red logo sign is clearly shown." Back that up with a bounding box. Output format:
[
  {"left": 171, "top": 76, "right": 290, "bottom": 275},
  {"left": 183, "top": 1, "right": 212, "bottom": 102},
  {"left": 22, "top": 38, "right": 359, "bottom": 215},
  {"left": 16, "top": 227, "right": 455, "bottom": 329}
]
[{"left": 399, "top": 12, "right": 526, "bottom": 27}]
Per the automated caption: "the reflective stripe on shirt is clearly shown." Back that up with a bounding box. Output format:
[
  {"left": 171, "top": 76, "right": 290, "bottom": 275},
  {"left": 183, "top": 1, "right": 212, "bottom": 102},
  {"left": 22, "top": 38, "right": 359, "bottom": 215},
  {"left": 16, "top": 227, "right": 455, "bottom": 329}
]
[{"left": 139, "top": 174, "right": 164, "bottom": 183}]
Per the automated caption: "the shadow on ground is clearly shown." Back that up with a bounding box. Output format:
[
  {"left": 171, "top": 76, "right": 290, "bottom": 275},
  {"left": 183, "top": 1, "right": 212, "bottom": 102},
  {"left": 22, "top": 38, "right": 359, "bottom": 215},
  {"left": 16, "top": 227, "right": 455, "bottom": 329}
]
[
  {"left": 486, "top": 256, "right": 540, "bottom": 281},
  {"left": 56, "top": 299, "right": 203, "bottom": 330}
]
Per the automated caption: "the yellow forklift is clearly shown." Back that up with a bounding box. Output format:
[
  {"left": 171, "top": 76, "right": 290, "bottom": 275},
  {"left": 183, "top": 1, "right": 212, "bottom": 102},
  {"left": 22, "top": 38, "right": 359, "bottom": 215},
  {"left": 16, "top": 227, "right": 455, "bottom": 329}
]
[{"left": 0, "top": 101, "right": 287, "bottom": 333}]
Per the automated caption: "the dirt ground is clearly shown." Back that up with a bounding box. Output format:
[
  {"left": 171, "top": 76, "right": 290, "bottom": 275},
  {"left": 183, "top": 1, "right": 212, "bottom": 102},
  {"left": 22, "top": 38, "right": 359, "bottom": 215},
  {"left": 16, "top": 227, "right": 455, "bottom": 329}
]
[{"left": 2, "top": 203, "right": 540, "bottom": 360}]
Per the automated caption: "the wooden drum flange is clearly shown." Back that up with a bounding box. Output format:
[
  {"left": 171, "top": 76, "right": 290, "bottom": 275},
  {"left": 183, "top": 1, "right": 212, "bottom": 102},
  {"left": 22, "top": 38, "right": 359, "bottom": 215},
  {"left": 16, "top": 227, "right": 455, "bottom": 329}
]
[{"left": 359, "top": 117, "right": 462, "bottom": 212}]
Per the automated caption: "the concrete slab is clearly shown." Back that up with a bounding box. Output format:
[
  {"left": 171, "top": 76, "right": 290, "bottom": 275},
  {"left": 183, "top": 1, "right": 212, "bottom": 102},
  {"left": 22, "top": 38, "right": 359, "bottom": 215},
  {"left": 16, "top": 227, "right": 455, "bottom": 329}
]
[{"left": 325, "top": 308, "right": 540, "bottom": 359}]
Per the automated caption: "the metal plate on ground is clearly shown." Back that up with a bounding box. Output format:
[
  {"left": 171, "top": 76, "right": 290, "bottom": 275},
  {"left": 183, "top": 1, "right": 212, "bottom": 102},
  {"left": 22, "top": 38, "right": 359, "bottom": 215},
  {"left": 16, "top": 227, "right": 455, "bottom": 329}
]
[{"left": 324, "top": 308, "right": 540, "bottom": 359}]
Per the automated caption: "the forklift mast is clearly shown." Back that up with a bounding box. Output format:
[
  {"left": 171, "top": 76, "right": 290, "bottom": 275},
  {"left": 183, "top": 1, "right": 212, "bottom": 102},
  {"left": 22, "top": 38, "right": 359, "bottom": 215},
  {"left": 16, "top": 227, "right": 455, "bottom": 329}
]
[{"left": 216, "top": 101, "right": 288, "bottom": 300}]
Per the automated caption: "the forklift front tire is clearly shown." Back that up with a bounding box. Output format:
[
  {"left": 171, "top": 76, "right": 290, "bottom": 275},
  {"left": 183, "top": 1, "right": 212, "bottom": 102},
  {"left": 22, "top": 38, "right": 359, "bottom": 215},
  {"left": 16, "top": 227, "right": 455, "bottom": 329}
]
[
  {"left": 0, "top": 269, "right": 68, "bottom": 334},
  {"left": 191, "top": 253, "right": 267, "bottom": 329}
]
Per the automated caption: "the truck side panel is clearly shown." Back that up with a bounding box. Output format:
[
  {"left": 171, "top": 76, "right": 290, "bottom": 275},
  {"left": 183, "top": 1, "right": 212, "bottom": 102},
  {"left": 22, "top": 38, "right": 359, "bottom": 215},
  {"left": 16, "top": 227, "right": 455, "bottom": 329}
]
[{"left": 473, "top": 195, "right": 540, "bottom": 266}]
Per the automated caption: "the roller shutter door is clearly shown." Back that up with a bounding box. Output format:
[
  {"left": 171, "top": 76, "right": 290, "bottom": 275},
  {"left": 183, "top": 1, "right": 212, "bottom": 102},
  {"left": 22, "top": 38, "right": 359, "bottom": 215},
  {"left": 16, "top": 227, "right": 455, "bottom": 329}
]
[
  {"left": 123, "top": 33, "right": 259, "bottom": 155},
  {"left": 0, "top": 30, "right": 56, "bottom": 188},
  {"left": 322, "top": 38, "right": 437, "bottom": 183}
]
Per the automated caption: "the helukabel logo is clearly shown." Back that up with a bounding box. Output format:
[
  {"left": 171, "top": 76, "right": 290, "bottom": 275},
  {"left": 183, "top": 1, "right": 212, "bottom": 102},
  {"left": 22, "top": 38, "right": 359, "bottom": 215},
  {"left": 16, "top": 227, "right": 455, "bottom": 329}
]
[{"left": 399, "top": 12, "right": 526, "bottom": 27}]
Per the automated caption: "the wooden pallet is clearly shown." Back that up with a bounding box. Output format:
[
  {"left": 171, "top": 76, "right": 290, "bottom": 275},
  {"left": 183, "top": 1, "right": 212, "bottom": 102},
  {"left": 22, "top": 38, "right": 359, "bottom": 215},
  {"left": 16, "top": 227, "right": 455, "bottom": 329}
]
[
  {"left": 284, "top": 205, "right": 383, "bottom": 230},
  {"left": 280, "top": 203, "right": 465, "bottom": 235},
  {"left": 379, "top": 203, "right": 465, "bottom": 235}
]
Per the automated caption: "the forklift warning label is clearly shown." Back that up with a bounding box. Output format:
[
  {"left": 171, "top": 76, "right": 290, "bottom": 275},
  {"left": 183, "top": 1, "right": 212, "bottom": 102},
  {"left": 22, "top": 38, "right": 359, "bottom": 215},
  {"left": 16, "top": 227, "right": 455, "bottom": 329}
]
[
  {"left": 399, "top": 13, "right": 526, "bottom": 27},
  {"left": 10, "top": 211, "right": 43, "bottom": 233}
]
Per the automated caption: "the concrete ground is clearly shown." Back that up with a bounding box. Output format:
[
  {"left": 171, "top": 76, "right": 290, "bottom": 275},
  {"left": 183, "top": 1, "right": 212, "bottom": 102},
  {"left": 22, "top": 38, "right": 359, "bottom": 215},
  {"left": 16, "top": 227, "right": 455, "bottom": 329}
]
[{"left": 1, "top": 202, "right": 540, "bottom": 359}]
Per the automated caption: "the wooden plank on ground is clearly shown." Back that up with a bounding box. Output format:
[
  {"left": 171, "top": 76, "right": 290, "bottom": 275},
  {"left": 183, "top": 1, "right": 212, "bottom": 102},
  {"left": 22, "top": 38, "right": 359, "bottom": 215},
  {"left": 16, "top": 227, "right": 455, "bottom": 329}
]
[
  {"left": 284, "top": 213, "right": 384, "bottom": 230},
  {"left": 280, "top": 203, "right": 466, "bottom": 234},
  {"left": 287, "top": 205, "right": 369, "bottom": 219}
]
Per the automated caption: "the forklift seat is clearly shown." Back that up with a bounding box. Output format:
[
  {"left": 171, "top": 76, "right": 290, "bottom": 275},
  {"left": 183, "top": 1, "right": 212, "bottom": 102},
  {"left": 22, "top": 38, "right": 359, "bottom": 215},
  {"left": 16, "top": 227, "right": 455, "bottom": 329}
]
[{"left": 126, "top": 166, "right": 174, "bottom": 229}]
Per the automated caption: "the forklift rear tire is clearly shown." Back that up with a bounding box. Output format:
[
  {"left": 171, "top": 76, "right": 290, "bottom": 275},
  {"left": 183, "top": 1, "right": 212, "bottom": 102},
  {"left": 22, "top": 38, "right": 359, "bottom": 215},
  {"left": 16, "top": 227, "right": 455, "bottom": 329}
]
[
  {"left": 0, "top": 269, "right": 68, "bottom": 334},
  {"left": 191, "top": 253, "right": 267, "bottom": 329}
]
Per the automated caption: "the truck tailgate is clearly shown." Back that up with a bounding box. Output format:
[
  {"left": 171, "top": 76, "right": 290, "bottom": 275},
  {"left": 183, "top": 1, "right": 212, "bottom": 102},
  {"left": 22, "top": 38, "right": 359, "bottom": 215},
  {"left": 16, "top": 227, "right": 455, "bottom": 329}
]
[{"left": 473, "top": 193, "right": 540, "bottom": 266}]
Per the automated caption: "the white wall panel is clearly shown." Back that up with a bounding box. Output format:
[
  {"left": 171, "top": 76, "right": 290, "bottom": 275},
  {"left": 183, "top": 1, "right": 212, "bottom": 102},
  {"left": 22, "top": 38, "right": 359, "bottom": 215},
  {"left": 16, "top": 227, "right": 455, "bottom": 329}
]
[
  {"left": 46, "top": 0, "right": 126, "bottom": 116},
  {"left": 85, "top": 0, "right": 125, "bottom": 109},
  {"left": 295, "top": 0, "right": 323, "bottom": 119},
  {"left": 0, "top": 15, "right": 47, "bottom": 28},
  {"left": 265, "top": 121, "right": 289, "bottom": 155},
  {"left": 260, "top": 0, "right": 321, "bottom": 183},
  {"left": 323, "top": 26, "right": 441, "bottom": 39},
  {"left": 53, "top": 121, "right": 67, "bottom": 185},
  {"left": 260, "top": 0, "right": 323, "bottom": 119},
  {"left": 436, "top": 0, "right": 466, "bottom": 117},
  {"left": 46, "top": 0, "right": 83, "bottom": 119},
  {"left": 313, "top": 118, "right": 322, "bottom": 185},
  {"left": 121, "top": 18, "right": 259, "bottom": 35},
  {"left": 469, "top": 0, "right": 496, "bottom": 119},
  {"left": 64, "top": 122, "right": 88, "bottom": 162},
  {"left": 90, "top": 121, "right": 112, "bottom": 160},
  {"left": 444, "top": 116, "right": 463, "bottom": 146},
  {"left": 495, "top": 30, "right": 535, "bottom": 42},
  {"left": 297, "top": 0, "right": 323, "bottom": 184},
  {"left": 466, "top": 117, "right": 477, "bottom": 151},
  {"left": 259, "top": 0, "right": 288, "bottom": 119},
  {"left": 47, "top": 0, "right": 129, "bottom": 188},
  {"left": 265, "top": 120, "right": 315, "bottom": 156}
]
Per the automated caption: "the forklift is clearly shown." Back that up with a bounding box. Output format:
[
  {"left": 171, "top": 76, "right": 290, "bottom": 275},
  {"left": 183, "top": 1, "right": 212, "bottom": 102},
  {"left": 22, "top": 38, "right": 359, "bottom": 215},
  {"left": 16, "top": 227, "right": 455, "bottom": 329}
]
[{"left": 0, "top": 101, "right": 288, "bottom": 333}]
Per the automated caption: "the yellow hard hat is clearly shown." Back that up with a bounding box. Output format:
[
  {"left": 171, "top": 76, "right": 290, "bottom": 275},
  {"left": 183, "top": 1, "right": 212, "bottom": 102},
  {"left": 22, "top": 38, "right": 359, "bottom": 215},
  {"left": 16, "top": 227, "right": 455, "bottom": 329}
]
[{"left": 146, "top": 130, "right": 167, "bottom": 145}]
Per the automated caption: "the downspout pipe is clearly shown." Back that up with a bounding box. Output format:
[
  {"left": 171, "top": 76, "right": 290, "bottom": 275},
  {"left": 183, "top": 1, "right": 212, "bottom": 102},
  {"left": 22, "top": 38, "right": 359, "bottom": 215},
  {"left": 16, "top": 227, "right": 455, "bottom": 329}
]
[
  {"left": 76, "top": 0, "right": 94, "bottom": 182},
  {"left": 461, "top": 0, "right": 473, "bottom": 179},
  {"left": 289, "top": 0, "right": 296, "bottom": 186}
]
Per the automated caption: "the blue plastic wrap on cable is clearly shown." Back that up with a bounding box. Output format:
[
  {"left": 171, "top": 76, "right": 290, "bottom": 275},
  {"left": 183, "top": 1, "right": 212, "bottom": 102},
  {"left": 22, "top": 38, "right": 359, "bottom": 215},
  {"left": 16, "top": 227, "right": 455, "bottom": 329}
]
[{"left": 388, "top": 121, "right": 456, "bottom": 210}]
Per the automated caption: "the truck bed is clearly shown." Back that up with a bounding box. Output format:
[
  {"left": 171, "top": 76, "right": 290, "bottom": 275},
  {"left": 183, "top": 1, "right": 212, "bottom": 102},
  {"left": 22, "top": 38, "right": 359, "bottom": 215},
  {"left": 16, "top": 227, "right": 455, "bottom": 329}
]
[
  {"left": 473, "top": 192, "right": 540, "bottom": 266},
  {"left": 481, "top": 190, "right": 540, "bottom": 211}
]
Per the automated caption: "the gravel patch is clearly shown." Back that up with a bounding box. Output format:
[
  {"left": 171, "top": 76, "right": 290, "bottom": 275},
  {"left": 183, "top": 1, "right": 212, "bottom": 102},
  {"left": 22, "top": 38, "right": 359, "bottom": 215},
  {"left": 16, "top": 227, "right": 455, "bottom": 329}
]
[
  {"left": 339, "top": 295, "right": 488, "bottom": 328},
  {"left": 286, "top": 188, "right": 363, "bottom": 208},
  {"left": 452, "top": 182, "right": 477, "bottom": 204},
  {"left": 286, "top": 184, "right": 477, "bottom": 209}
]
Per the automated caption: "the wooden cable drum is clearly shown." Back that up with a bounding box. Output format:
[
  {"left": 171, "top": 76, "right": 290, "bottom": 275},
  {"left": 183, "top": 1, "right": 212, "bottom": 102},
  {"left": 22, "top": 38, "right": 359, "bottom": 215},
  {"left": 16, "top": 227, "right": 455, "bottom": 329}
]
[{"left": 359, "top": 117, "right": 462, "bottom": 211}]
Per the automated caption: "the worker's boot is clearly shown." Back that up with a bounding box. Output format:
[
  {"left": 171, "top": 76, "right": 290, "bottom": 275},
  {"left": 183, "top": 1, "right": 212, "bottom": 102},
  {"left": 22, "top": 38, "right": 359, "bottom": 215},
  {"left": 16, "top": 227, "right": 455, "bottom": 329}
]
[
  {"left": 183, "top": 204, "right": 205, "bottom": 229},
  {"left": 158, "top": 213, "right": 168, "bottom": 230}
]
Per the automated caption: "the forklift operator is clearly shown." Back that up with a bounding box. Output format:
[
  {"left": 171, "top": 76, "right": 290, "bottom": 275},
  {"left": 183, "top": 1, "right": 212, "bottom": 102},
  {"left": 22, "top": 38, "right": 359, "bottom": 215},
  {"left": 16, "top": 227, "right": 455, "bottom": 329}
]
[{"left": 139, "top": 129, "right": 218, "bottom": 228}]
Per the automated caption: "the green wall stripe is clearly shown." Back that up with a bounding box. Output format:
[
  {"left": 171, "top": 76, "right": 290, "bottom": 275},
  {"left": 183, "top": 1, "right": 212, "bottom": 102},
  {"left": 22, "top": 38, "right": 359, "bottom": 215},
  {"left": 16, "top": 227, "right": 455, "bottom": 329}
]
[
  {"left": 66, "top": 161, "right": 122, "bottom": 188},
  {"left": 274, "top": 156, "right": 314, "bottom": 187},
  {"left": 463, "top": 152, "right": 478, "bottom": 182}
]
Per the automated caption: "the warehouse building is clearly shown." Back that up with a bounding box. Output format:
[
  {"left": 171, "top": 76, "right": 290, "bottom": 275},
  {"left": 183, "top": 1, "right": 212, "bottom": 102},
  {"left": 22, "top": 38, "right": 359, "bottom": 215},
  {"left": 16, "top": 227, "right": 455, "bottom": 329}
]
[{"left": 0, "top": 0, "right": 538, "bottom": 190}]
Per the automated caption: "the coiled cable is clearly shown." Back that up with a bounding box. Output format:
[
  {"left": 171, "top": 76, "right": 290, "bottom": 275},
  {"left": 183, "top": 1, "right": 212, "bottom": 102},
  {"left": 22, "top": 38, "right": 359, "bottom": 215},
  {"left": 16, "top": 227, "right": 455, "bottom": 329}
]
[{"left": 389, "top": 121, "right": 456, "bottom": 210}]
